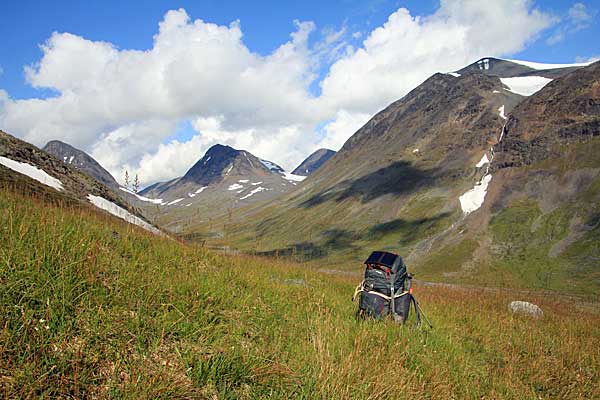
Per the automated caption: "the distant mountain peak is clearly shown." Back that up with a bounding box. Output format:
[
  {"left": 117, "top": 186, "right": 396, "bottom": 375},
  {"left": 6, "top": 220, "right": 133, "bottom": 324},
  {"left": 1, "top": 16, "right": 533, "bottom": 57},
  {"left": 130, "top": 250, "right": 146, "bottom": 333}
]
[
  {"left": 292, "top": 148, "right": 336, "bottom": 176},
  {"left": 182, "top": 144, "right": 239, "bottom": 184},
  {"left": 138, "top": 143, "right": 303, "bottom": 218},
  {"left": 182, "top": 144, "right": 285, "bottom": 186},
  {"left": 42, "top": 139, "right": 119, "bottom": 189}
]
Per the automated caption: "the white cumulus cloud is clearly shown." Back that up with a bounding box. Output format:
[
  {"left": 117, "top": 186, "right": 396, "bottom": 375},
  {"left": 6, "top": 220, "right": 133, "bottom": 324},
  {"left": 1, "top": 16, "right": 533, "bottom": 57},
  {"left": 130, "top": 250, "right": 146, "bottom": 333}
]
[{"left": 0, "top": 1, "right": 557, "bottom": 187}]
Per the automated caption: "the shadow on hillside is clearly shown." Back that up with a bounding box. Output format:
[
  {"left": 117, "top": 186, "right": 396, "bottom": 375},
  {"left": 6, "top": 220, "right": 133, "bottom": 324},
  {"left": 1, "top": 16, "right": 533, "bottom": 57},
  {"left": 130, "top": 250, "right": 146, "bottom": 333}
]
[
  {"left": 255, "top": 213, "right": 451, "bottom": 262},
  {"left": 367, "top": 212, "right": 452, "bottom": 246},
  {"left": 300, "top": 160, "right": 437, "bottom": 208},
  {"left": 255, "top": 228, "right": 360, "bottom": 261},
  {"left": 585, "top": 212, "right": 600, "bottom": 228}
]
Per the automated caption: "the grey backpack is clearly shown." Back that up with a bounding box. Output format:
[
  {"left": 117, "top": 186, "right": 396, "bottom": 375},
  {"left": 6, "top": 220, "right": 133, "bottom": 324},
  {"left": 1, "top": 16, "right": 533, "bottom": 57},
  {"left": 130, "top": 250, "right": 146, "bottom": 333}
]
[{"left": 353, "top": 251, "right": 419, "bottom": 324}]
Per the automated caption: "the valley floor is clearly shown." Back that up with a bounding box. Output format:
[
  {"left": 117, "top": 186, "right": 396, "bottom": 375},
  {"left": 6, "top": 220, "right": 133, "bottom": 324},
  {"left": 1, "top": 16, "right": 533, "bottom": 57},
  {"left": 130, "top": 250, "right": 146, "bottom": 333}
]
[{"left": 0, "top": 187, "right": 598, "bottom": 399}]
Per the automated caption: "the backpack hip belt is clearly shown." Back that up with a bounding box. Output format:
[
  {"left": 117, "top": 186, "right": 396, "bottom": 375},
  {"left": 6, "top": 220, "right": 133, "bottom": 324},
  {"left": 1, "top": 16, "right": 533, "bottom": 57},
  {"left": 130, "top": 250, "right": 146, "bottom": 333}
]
[{"left": 352, "top": 280, "right": 409, "bottom": 302}]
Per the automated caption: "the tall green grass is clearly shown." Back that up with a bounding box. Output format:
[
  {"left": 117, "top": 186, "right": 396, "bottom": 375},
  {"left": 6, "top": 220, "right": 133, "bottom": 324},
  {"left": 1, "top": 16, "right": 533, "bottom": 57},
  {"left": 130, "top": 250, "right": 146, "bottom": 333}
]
[{"left": 1, "top": 188, "right": 598, "bottom": 398}]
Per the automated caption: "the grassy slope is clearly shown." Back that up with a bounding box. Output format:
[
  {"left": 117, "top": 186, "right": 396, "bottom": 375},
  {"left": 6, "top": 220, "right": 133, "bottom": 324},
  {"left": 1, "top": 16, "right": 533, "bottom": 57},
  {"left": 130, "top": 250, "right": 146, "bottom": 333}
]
[
  {"left": 416, "top": 139, "right": 600, "bottom": 297},
  {"left": 1, "top": 188, "right": 598, "bottom": 399},
  {"left": 193, "top": 138, "right": 600, "bottom": 299}
]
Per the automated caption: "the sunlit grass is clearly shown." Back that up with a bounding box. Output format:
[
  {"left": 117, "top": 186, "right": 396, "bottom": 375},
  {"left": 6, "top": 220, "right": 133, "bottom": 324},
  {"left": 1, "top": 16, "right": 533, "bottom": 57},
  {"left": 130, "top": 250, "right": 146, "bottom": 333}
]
[{"left": 1, "top": 188, "right": 598, "bottom": 398}]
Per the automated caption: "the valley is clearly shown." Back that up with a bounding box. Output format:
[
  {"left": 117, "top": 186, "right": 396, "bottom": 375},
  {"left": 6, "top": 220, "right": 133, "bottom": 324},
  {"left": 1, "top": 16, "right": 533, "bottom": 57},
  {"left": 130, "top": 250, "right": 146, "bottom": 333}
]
[{"left": 1, "top": 52, "right": 598, "bottom": 398}]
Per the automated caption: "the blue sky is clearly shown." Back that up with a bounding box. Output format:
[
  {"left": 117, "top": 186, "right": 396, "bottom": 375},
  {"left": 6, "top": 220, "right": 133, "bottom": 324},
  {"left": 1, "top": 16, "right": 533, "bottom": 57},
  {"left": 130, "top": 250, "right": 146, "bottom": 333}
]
[
  {"left": 2, "top": 0, "right": 597, "bottom": 99},
  {"left": 0, "top": 1, "right": 598, "bottom": 185},
  {"left": 0, "top": 0, "right": 410, "bottom": 99}
]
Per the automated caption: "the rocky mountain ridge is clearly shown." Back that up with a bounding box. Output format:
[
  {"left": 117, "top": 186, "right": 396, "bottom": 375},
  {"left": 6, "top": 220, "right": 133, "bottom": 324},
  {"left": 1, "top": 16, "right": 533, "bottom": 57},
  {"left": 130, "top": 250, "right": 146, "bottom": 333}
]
[
  {"left": 291, "top": 148, "right": 336, "bottom": 176},
  {"left": 0, "top": 131, "right": 160, "bottom": 234},
  {"left": 43, "top": 140, "right": 120, "bottom": 189}
]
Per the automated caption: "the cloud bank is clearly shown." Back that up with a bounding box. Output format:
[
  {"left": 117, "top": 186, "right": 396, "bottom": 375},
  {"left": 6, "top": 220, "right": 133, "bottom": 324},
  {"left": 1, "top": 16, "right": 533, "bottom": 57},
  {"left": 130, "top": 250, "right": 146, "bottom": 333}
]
[{"left": 0, "top": 1, "right": 555, "bottom": 186}]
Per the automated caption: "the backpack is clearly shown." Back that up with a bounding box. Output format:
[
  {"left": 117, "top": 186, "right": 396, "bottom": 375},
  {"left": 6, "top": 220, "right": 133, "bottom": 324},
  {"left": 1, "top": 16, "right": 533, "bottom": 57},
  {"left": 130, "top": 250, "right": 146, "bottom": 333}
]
[{"left": 353, "top": 251, "right": 419, "bottom": 324}]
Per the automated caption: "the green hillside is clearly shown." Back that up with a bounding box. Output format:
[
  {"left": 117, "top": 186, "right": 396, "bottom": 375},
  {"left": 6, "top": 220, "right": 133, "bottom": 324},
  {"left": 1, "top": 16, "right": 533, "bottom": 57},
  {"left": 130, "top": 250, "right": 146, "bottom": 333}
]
[
  {"left": 1, "top": 187, "right": 598, "bottom": 398},
  {"left": 181, "top": 64, "right": 600, "bottom": 298}
]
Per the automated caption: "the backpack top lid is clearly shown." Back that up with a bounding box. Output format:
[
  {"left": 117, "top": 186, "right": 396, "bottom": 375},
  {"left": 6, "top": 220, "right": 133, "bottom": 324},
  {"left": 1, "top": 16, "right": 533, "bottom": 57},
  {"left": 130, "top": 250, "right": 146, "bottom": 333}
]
[{"left": 364, "top": 251, "right": 405, "bottom": 274}]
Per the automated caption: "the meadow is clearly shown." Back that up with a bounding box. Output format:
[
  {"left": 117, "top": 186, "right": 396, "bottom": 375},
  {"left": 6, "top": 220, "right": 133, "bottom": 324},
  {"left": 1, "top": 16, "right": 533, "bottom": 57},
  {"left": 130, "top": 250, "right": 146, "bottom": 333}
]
[{"left": 0, "top": 187, "right": 598, "bottom": 399}]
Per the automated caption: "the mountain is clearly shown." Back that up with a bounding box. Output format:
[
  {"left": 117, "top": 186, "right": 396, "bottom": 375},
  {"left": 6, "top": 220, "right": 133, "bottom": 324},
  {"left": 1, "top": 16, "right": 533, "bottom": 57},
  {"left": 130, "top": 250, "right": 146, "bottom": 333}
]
[
  {"left": 429, "top": 60, "right": 600, "bottom": 295},
  {"left": 42, "top": 140, "right": 119, "bottom": 189},
  {"left": 291, "top": 149, "right": 336, "bottom": 176},
  {"left": 137, "top": 144, "right": 305, "bottom": 233},
  {"left": 187, "top": 59, "right": 599, "bottom": 295},
  {"left": 190, "top": 69, "right": 522, "bottom": 254},
  {"left": 0, "top": 131, "right": 160, "bottom": 235}
]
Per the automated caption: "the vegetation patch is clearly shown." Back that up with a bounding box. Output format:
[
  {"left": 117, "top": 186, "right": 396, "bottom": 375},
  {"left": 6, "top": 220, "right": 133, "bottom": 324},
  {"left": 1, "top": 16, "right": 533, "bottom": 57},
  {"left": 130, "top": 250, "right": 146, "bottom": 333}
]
[{"left": 2, "top": 187, "right": 598, "bottom": 398}]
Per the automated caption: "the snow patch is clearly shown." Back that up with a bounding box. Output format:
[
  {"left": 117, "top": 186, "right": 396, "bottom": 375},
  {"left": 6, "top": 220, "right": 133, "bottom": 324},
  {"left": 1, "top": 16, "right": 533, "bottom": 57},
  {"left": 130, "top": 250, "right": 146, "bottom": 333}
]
[
  {"left": 477, "top": 58, "right": 490, "bottom": 70},
  {"left": 492, "top": 90, "right": 501, "bottom": 93},
  {"left": 283, "top": 172, "right": 306, "bottom": 182},
  {"left": 119, "top": 187, "right": 165, "bottom": 205},
  {"left": 87, "top": 194, "right": 160, "bottom": 234},
  {"left": 167, "top": 198, "right": 184, "bottom": 206},
  {"left": 505, "top": 59, "right": 594, "bottom": 70},
  {"left": 240, "top": 187, "right": 267, "bottom": 200},
  {"left": 500, "top": 76, "right": 552, "bottom": 96},
  {"left": 68, "top": 155, "right": 74, "bottom": 164},
  {"left": 0, "top": 156, "right": 63, "bottom": 191},
  {"left": 251, "top": 181, "right": 263, "bottom": 186},
  {"left": 447, "top": 72, "right": 461, "bottom": 77},
  {"left": 475, "top": 154, "right": 490, "bottom": 168},
  {"left": 459, "top": 175, "right": 492, "bottom": 214},
  {"left": 243, "top": 152, "right": 255, "bottom": 168},
  {"left": 228, "top": 183, "right": 244, "bottom": 191},
  {"left": 259, "top": 158, "right": 283, "bottom": 172},
  {"left": 188, "top": 186, "right": 207, "bottom": 198},
  {"left": 203, "top": 156, "right": 211, "bottom": 165},
  {"left": 412, "top": 148, "right": 420, "bottom": 154},
  {"left": 224, "top": 164, "right": 233, "bottom": 175},
  {"left": 498, "top": 105, "right": 507, "bottom": 120},
  {"left": 238, "top": 179, "right": 249, "bottom": 183}
]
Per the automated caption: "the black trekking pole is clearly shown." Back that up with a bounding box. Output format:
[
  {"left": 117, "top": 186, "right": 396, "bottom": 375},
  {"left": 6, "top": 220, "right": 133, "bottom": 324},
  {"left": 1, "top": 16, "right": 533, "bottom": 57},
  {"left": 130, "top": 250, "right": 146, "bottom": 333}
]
[
  {"left": 414, "top": 299, "right": 433, "bottom": 329},
  {"left": 407, "top": 274, "right": 433, "bottom": 329}
]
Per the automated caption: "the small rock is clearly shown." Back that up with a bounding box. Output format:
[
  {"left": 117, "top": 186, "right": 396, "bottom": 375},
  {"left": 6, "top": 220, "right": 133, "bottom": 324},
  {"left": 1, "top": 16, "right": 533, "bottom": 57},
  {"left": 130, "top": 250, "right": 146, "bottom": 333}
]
[
  {"left": 283, "top": 278, "right": 307, "bottom": 287},
  {"left": 508, "top": 301, "right": 543, "bottom": 318}
]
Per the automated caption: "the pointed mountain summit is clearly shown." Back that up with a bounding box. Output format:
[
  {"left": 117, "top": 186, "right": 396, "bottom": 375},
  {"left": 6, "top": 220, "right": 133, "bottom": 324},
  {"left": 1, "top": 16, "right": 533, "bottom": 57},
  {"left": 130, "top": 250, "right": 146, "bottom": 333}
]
[
  {"left": 182, "top": 144, "right": 281, "bottom": 185},
  {"left": 43, "top": 140, "right": 119, "bottom": 189},
  {"left": 137, "top": 144, "right": 305, "bottom": 231},
  {"left": 292, "top": 149, "right": 336, "bottom": 176},
  {"left": 141, "top": 144, "right": 293, "bottom": 199}
]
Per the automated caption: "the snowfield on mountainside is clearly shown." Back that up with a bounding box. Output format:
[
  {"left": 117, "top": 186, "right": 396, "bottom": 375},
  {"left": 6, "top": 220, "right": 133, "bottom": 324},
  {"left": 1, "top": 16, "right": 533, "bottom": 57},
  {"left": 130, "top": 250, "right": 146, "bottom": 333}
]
[
  {"left": 87, "top": 194, "right": 161, "bottom": 234},
  {"left": 0, "top": 156, "right": 64, "bottom": 191}
]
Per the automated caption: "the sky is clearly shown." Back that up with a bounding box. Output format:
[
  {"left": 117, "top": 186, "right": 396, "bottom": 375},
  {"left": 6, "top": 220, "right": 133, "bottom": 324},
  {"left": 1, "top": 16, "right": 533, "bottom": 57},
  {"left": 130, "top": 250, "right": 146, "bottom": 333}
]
[{"left": 0, "top": 0, "right": 598, "bottom": 187}]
